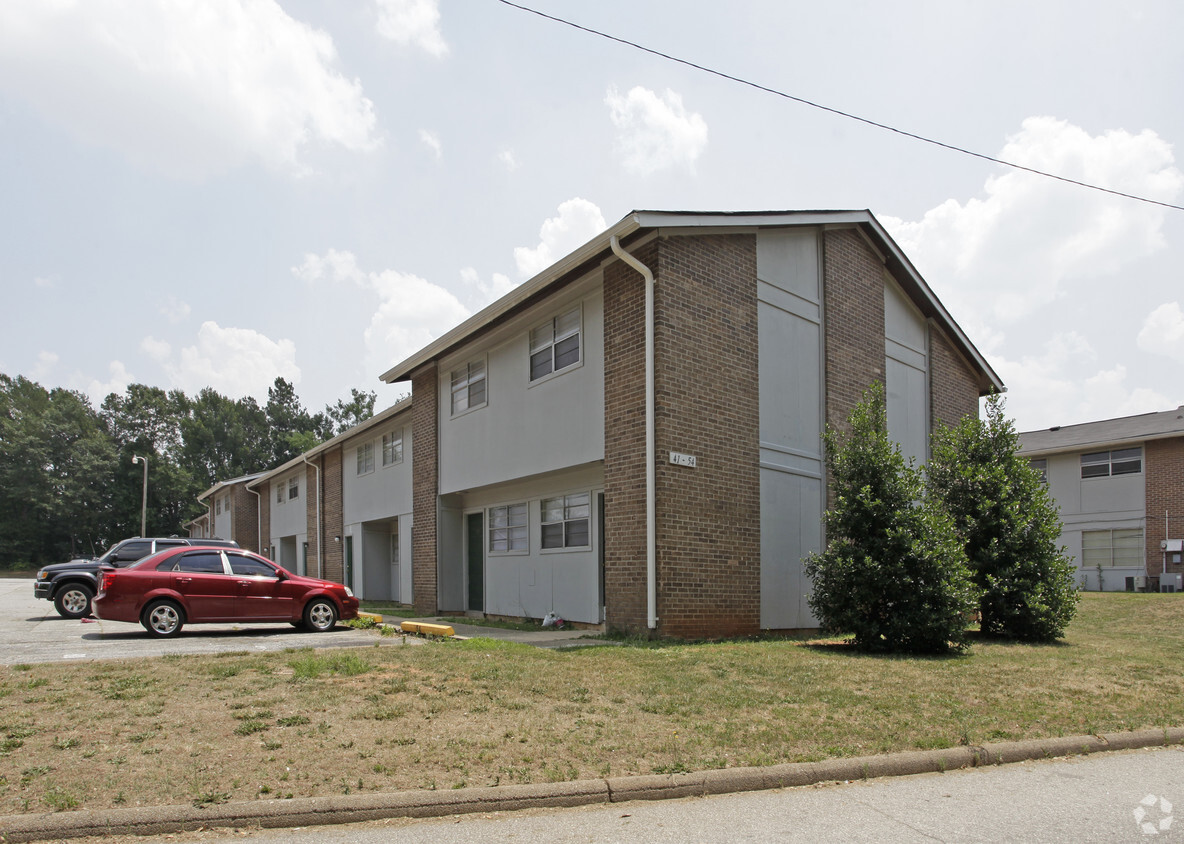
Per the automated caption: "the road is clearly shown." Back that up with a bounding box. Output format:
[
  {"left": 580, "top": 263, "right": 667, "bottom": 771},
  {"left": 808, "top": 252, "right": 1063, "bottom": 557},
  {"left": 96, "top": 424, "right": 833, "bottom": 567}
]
[
  {"left": 0, "top": 577, "right": 408, "bottom": 665},
  {"left": 128, "top": 746, "right": 1184, "bottom": 843}
]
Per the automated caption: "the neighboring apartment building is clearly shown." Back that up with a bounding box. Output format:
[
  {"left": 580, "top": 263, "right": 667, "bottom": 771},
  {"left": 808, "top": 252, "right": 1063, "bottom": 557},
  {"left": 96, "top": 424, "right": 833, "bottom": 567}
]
[
  {"left": 1019, "top": 406, "right": 1184, "bottom": 592},
  {"left": 244, "top": 397, "right": 414, "bottom": 603},
  {"left": 378, "top": 209, "right": 1001, "bottom": 637},
  {"left": 194, "top": 472, "right": 265, "bottom": 552}
]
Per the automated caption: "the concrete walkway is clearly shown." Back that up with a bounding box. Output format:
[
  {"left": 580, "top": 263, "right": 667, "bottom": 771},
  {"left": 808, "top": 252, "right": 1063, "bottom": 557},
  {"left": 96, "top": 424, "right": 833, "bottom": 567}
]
[{"left": 3, "top": 729, "right": 1181, "bottom": 842}]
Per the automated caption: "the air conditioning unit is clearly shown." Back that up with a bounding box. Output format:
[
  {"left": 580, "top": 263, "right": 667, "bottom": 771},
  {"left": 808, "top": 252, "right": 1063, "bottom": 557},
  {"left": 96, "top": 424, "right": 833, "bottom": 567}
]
[
  {"left": 1134, "top": 575, "right": 1148, "bottom": 590},
  {"left": 1161, "top": 573, "right": 1183, "bottom": 593},
  {"left": 1161, "top": 539, "right": 1183, "bottom": 553}
]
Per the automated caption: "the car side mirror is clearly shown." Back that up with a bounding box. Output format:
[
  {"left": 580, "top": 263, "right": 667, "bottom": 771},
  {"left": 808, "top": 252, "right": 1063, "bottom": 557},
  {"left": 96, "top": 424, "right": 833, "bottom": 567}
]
[{"left": 274, "top": 568, "right": 288, "bottom": 580}]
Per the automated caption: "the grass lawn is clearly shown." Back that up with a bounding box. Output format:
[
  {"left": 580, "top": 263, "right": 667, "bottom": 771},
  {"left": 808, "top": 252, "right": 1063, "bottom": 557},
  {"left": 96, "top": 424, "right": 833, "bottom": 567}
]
[{"left": 1, "top": 592, "right": 1182, "bottom": 816}]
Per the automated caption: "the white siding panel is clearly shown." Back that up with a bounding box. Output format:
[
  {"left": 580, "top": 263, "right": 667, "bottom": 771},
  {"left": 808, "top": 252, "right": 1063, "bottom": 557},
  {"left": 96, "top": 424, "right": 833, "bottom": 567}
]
[{"left": 342, "top": 424, "right": 413, "bottom": 525}]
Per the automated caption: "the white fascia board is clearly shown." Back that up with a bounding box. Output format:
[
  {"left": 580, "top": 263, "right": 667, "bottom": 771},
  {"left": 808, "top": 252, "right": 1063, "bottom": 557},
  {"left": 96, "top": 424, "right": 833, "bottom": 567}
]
[{"left": 379, "top": 214, "right": 644, "bottom": 384}]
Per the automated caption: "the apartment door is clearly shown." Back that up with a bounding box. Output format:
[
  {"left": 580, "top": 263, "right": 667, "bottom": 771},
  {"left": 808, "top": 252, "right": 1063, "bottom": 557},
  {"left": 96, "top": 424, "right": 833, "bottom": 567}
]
[{"left": 466, "top": 512, "right": 484, "bottom": 612}]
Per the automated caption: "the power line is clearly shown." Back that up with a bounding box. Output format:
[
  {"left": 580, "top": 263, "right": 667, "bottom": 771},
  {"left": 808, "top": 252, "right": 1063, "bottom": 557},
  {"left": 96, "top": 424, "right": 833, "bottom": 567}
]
[{"left": 494, "top": 0, "right": 1184, "bottom": 213}]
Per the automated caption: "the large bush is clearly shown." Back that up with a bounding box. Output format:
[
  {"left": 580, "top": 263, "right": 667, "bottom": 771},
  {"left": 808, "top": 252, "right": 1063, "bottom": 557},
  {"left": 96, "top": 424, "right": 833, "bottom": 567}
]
[
  {"left": 804, "top": 384, "right": 978, "bottom": 654},
  {"left": 928, "top": 394, "right": 1078, "bottom": 642}
]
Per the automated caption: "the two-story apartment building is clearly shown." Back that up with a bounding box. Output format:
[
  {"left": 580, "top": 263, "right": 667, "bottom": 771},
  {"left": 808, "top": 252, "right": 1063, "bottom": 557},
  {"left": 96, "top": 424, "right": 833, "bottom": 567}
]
[
  {"left": 379, "top": 209, "right": 1001, "bottom": 637},
  {"left": 194, "top": 472, "right": 265, "bottom": 552},
  {"left": 193, "top": 209, "right": 1001, "bottom": 638},
  {"left": 1019, "top": 406, "right": 1184, "bottom": 592}
]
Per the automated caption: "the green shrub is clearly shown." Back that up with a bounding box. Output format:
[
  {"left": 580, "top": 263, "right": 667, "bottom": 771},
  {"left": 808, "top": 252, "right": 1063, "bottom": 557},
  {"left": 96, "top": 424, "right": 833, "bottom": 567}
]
[
  {"left": 928, "top": 393, "right": 1078, "bottom": 641},
  {"left": 804, "top": 384, "right": 977, "bottom": 654}
]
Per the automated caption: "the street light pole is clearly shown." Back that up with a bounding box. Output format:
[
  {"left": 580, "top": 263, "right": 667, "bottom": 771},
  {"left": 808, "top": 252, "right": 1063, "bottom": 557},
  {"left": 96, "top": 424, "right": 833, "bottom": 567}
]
[{"left": 131, "top": 455, "right": 148, "bottom": 537}]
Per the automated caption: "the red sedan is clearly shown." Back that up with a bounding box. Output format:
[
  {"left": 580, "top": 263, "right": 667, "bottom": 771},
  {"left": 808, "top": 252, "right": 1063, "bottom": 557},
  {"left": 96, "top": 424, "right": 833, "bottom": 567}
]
[{"left": 93, "top": 546, "right": 359, "bottom": 638}]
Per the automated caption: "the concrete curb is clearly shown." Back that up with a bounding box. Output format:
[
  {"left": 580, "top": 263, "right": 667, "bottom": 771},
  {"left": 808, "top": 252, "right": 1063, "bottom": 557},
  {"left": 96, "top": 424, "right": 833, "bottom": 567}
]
[{"left": 3, "top": 728, "right": 1182, "bottom": 842}]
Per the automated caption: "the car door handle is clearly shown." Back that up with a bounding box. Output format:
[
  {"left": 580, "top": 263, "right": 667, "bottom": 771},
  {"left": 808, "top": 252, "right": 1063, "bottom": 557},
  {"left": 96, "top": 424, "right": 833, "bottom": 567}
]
[{"left": 177, "top": 577, "right": 192, "bottom": 584}]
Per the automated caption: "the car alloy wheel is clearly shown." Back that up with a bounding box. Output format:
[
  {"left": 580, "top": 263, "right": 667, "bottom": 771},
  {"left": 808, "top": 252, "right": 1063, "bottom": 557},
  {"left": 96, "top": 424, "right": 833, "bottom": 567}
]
[
  {"left": 143, "top": 600, "right": 184, "bottom": 638},
  {"left": 303, "top": 599, "right": 337, "bottom": 632}
]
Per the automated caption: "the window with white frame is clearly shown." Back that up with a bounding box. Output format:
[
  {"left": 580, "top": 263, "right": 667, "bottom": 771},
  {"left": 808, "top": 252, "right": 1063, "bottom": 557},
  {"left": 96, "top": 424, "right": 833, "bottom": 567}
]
[
  {"left": 222, "top": 495, "right": 231, "bottom": 514},
  {"left": 357, "top": 442, "right": 375, "bottom": 475},
  {"left": 1081, "top": 447, "right": 1142, "bottom": 479},
  {"left": 275, "top": 484, "right": 283, "bottom": 504},
  {"left": 288, "top": 477, "right": 299, "bottom": 500},
  {"left": 382, "top": 430, "right": 403, "bottom": 466},
  {"left": 1082, "top": 528, "right": 1144, "bottom": 568},
  {"left": 451, "top": 360, "right": 487, "bottom": 414},
  {"left": 541, "top": 492, "right": 590, "bottom": 549},
  {"left": 529, "top": 307, "right": 581, "bottom": 381},
  {"left": 488, "top": 503, "right": 528, "bottom": 553},
  {"left": 1029, "top": 458, "right": 1048, "bottom": 483},
  {"left": 215, "top": 497, "right": 222, "bottom": 515}
]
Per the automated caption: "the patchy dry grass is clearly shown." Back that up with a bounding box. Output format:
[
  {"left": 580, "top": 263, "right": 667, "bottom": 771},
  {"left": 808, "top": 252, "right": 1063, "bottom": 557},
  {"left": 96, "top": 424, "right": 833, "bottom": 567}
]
[{"left": 1, "top": 593, "right": 1182, "bottom": 815}]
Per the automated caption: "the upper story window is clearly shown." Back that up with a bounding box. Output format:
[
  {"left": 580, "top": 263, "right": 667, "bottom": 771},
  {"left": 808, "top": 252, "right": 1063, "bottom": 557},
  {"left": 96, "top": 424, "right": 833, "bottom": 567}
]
[
  {"left": 451, "top": 360, "right": 487, "bottom": 415},
  {"left": 383, "top": 430, "right": 404, "bottom": 466},
  {"left": 541, "top": 492, "right": 590, "bottom": 549},
  {"left": 529, "top": 307, "right": 581, "bottom": 382},
  {"left": 489, "top": 503, "right": 528, "bottom": 553},
  {"left": 215, "top": 497, "right": 222, "bottom": 515},
  {"left": 275, "top": 484, "right": 283, "bottom": 505},
  {"left": 288, "top": 477, "right": 299, "bottom": 500},
  {"left": 1081, "top": 447, "right": 1142, "bottom": 479},
  {"left": 1029, "top": 458, "right": 1048, "bottom": 483},
  {"left": 357, "top": 442, "right": 375, "bottom": 476}
]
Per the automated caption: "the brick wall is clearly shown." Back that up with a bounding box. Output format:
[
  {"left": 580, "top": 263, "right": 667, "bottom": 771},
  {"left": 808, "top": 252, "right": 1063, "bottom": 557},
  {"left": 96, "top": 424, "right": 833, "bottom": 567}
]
[
  {"left": 603, "top": 238, "right": 655, "bottom": 635},
  {"left": 1146, "top": 436, "right": 1184, "bottom": 577},
  {"left": 823, "top": 228, "right": 886, "bottom": 436},
  {"left": 653, "top": 234, "right": 761, "bottom": 638},
  {"left": 304, "top": 462, "right": 319, "bottom": 578},
  {"left": 231, "top": 484, "right": 259, "bottom": 553},
  {"left": 322, "top": 447, "right": 344, "bottom": 584},
  {"left": 411, "top": 365, "right": 439, "bottom": 614},
  {"left": 929, "top": 324, "right": 982, "bottom": 430}
]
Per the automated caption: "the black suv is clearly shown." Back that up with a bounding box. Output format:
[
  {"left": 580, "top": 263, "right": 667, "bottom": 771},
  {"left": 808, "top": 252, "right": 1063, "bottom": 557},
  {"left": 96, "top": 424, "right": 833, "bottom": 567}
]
[{"left": 34, "top": 537, "right": 239, "bottom": 619}]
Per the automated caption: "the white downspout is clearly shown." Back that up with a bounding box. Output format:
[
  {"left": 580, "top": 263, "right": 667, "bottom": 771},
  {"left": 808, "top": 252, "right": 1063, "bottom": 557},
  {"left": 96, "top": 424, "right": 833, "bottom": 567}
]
[
  {"left": 610, "top": 235, "right": 657, "bottom": 630},
  {"left": 247, "top": 485, "right": 263, "bottom": 556},
  {"left": 302, "top": 455, "right": 322, "bottom": 579}
]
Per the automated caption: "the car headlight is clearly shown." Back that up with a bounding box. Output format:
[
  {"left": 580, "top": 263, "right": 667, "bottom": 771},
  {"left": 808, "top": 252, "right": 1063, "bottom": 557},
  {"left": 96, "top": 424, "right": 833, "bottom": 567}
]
[
  {"left": 37, "top": 570, "right": 49, "bottom": 580},
  {"left": 344, "top": 587, "right": 354, "bottom": 598}
]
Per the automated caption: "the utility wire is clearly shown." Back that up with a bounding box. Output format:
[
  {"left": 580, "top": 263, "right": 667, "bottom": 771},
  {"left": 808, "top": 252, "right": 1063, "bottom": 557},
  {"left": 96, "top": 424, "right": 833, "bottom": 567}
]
[{"left": 495, "top": 0, "right": 1184, "bottom": 213}]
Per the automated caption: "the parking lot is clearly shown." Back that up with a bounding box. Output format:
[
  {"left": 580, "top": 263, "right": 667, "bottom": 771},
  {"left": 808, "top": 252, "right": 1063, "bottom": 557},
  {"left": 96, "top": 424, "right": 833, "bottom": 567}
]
[{"left": 0, "top": 576, "right": 403, "bottom": 666}]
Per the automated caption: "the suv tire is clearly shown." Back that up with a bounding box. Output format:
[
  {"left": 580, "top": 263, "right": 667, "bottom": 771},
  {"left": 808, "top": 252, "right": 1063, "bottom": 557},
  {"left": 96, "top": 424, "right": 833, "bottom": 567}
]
[{"left": 54, "top": 584, "right": 93, "bottom": 619}]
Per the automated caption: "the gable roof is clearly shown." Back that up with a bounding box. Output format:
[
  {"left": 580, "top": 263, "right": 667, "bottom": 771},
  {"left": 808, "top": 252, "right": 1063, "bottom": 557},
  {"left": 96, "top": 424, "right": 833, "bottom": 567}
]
[
  {"left": 197, "top": 472, "right": 267, "bottom": 503},
  {"left": 1019, "top": 405, "right": 1184, "bottom": 457},
  {"left": 378, "top": 209, "right": 1003, "bottom": 394}
]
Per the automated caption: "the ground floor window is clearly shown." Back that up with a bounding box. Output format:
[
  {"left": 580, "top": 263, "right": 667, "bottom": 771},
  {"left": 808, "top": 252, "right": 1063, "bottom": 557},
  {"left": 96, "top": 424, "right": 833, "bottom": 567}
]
[
  {"left": 541, "top": 492, "right": 590, "bottom": 549},
  {"left": 488, "top": 503, "right": 527, "bottom": 552},
  {"left": 1082, "top": 528, "right": 1143, "bottom": 567}
]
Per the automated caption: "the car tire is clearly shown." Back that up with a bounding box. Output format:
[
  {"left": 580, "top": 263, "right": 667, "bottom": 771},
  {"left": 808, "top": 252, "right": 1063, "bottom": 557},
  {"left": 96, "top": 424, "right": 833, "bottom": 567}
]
[
  {"left": 142, "top": 600, "right": 185, "bottom": 638},
  {"left": 302, "top": 598, "right": 337, "bottom": 632},
  {"left": 53, "top": 584, "right": 93, "bottom": 619}
]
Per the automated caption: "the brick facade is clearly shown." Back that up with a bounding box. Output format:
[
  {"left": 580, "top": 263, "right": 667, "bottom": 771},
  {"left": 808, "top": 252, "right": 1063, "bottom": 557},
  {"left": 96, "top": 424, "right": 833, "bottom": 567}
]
[
  {"left": 411, "top": 365, "right": 439, "bottom": 614},
  {"left": 322, "top": 447, "right": 344, "bottom": 584},
  {"left": 304, "top": 462, "right": 319, "bottom": 578},
  {"left": 1146, "top": 437, "right": 1184, "bottom": 577},
  {"left": 822, "top": 228, "right": 886, "bottom": 437},
  {"left": 929, "top": 324, "right": 982, "bottom": 430},
  {"left": 230, "top": 484, "right": 260, "bottom": 553},
  {"left": 653, "top": 234, "right": 761, "bottom": 637}
]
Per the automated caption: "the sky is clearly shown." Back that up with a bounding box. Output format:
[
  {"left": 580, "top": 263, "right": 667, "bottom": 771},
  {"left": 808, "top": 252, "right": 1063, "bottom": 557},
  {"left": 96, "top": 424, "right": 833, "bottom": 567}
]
[{"left": 1, "top": 0, "right": 1182, "bottom": 433}]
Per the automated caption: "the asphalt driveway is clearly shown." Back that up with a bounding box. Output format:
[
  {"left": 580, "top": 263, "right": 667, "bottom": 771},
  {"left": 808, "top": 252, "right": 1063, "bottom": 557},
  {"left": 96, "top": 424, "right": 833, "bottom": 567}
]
[{"left": 0, "top": 577, "right": 401, "bottom": 665}]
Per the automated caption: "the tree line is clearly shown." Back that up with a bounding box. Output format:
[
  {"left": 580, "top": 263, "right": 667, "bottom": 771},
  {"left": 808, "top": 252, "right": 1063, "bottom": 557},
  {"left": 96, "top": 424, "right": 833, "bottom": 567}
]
[{"left": 0, "top": 374, "right": 378, "bottom": 567}]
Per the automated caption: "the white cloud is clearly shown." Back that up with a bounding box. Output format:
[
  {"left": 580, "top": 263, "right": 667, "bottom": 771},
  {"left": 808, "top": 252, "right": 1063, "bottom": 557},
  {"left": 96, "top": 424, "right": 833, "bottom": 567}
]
[
  {"left": 295, "top": 249, "right": 469, "bottom": 377},
  {"left": 992, "top": 333, "right": 1172, "bottom": 429},
  {"left": 605, "top": 85, "right": 708, "bottom": 175},
  {"left": 0, "top": 0, "right": 380, "bottom": 179},
  {"left": 85, "top": 360, "right": 134, "bottom": 404},
  {"left": 419, "top": 129, "right": 442, "bottom": 160},
  {"left": 460, "top": 266, "right": 516, "bottom": 309},
  {"left": 32, "top": 351, "right": 58, "bottom": 380},
  {"left": 513, "top": 198, "right": 607, "bottom": 278},
  {"left": 374, "top": 0, "right": 448, "bottom": 57},
  {"left": 34, "top": 276, "right": 54, "bottom": 289},
  {"left": 882, "top": 117, "right": 1184, "bottom": 324},
  {"left": 498, "top": 149, "right": 519, "bottom": 171},
  {"left": 145, "top": 321, "right": 300, "bottom": 400},
  {"left": 1138, "top": 301, "right": 1184, "bottom": 362},
  {"left": 159, "top": 297, "right": 191, "bottom": 324}
]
